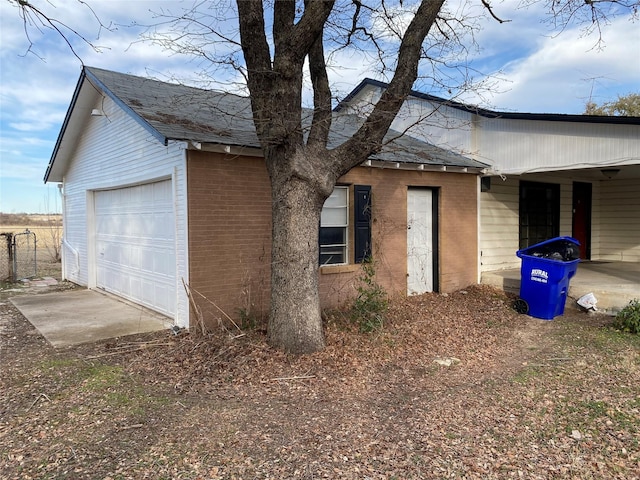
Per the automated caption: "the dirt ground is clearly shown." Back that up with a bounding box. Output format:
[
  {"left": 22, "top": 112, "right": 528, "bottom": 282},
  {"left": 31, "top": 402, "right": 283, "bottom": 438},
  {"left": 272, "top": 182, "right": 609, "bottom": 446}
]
[{"left": 1, "top": 267, "right": 639, "bottom": 479}]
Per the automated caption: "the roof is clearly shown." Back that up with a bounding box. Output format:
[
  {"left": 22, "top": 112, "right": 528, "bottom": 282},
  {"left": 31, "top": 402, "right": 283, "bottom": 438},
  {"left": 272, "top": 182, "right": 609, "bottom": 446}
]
[
  {"left": 337, "top": 78, "right": 640, "bottom": 125},
  {"left": 45, "top": 67, "right": 487, "bottom": 182}
]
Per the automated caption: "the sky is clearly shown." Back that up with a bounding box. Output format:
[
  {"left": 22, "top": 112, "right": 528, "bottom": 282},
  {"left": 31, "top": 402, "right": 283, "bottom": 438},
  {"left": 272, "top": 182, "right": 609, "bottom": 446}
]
[{"left": 1, "top": 0, "right": 638, "bottom": 214}]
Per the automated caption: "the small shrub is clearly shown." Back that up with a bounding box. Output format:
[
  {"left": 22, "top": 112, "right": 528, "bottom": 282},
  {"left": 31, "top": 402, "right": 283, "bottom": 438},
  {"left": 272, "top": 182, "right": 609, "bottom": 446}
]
[
  {"left": 613, "top": 299, "right": 640, "bottom": 335},
  {"left": 351, "top": 257, "right": 388, "bottom": 333},
  {"left": 237, "top": 307, "right": 260, "bottom": 330}
]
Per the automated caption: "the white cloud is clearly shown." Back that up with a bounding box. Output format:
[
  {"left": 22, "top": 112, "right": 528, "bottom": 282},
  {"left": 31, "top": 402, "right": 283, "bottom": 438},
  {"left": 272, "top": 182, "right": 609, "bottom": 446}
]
[{"left": 464, "top": 14, "right": 640, "bottom": 113}]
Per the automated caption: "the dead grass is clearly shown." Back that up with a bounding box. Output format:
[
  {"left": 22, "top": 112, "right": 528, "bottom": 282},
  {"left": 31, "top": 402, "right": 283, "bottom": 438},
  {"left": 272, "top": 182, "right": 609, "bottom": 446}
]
[
  {"left": 0, "top": 224, "right": 62, "bottom": 266},
  {"left": 1, "top": 285, "right": 639, "bottom": 479}
]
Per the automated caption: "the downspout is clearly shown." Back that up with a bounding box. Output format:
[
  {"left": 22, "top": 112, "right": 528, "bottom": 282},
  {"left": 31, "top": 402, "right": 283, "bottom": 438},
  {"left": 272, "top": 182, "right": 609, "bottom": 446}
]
[
  {"left": 62, "top": 239, "right": 80, "bottom": 278},
  {"left": 472, "top": 113, "right": 482, "bottom": 284},
  {"left": 172, "top": 164, "right": 180, "bottom": 328},
  {"left": 58, "top": 182, "right": 66, "bottom": 280}
]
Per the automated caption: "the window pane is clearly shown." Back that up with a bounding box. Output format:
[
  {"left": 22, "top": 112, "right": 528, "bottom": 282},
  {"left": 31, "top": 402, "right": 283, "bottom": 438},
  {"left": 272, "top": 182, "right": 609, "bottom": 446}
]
[
  {"left": 321, "top": 207, "right": 347, "bottom": 226},
  {"left": 321, "top": 187, "right": 348, "bottom": 226},
  {"left": 323, "top": 186, "right": 347, "bottom": 208},
  {"left": 320, "top": 246, "right": 346, "bottom": 265},
  {"left": 319, "top": 227, "right": 345, "bottom": 246}
]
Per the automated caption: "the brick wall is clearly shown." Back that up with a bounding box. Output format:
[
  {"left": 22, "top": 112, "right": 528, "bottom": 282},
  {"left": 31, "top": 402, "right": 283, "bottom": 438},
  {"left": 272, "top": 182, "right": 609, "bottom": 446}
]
[
  {"left": 318, "top": 167, "right": 478, "bottom": 308},
  {"left": 187, "top": 151, "right": 273, "bottom": 327},
  {"left": 187, "top": 151, "right": 478, "bottom": 324}
]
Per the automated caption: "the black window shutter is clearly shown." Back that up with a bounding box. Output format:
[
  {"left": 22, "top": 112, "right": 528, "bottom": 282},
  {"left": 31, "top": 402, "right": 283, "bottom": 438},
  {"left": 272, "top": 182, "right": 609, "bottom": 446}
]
[{"left": 354, "top": 185, "right": 372, "bottom": 263}]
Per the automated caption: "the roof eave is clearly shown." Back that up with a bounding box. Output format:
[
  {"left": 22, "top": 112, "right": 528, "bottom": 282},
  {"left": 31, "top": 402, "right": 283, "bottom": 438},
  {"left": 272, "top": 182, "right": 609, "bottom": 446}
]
[
  {"left": 44, "top": 67, "right": 169, "bottom": 184},
  {"left": 43, "top": 69, "right": 88, "bottom": 183},
  {"left": 186, "top": 141, "right": 263, "bottom": 157},
  {"left": 362, "top": 158, "right": 488, "bottom": 174}
]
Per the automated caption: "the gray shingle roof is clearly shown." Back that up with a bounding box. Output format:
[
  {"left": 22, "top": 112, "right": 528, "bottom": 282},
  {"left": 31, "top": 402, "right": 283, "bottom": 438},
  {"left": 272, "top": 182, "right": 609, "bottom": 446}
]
[
  {"left": 85, "top": 66, "right": 487, "bottom": 169},
  {"left": 86, "top": 66, "right": 259, "bottom": 147}
]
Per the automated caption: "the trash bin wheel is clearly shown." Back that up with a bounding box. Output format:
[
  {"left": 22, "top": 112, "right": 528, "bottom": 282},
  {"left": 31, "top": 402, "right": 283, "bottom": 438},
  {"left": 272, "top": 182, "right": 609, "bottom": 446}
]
[{"left": 514, "top": 298, "right": 529, "bottom": 314}]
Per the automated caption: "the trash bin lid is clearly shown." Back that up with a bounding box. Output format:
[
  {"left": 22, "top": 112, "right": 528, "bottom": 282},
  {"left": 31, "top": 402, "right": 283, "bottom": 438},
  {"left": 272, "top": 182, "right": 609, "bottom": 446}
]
[{"left": 517, "top": 236, "right": 581, "bottom": 261}]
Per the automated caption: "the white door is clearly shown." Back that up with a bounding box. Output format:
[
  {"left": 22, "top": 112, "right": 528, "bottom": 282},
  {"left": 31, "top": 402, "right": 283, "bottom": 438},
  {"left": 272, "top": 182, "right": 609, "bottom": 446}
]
[
  {"left": 95, "top": 180, "right": 176, "bottom": 316},
  {"left": 407, "top": 188, "right": 434, "bottom": 295}
]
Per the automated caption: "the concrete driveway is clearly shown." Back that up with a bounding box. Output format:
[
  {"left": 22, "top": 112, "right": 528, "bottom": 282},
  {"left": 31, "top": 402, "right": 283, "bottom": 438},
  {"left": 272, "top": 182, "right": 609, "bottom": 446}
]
[{"left": 10, "top": 289, "right": 172, "bottom": 347}]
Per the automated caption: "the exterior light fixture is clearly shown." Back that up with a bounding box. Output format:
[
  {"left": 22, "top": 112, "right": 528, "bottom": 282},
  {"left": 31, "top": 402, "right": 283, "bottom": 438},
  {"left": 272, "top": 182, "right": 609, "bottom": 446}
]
[{"left": 600, "top": 168, "right": 620, "bottom": 179}]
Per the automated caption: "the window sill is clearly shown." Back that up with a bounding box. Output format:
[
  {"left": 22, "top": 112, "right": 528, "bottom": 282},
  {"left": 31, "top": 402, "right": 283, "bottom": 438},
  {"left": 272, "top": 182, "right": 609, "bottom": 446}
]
[{"left": 320, "top": 264, "right": 359, "bottom": 275}]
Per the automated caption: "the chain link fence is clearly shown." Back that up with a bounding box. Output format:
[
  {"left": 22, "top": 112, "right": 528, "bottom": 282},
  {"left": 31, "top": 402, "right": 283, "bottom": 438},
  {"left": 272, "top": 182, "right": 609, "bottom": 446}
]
[
  {"left": 0, "top": 233, "right": 11, "bottom": 282},
  {"left": 0, "top": 230, "right": 37, "bottom": 282}
]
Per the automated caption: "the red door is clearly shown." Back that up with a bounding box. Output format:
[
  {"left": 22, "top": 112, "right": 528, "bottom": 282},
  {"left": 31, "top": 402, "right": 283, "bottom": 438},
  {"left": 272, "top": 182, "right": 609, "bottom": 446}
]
[{"left": 572, "top": 182, "right": 592, "bottom": 260}]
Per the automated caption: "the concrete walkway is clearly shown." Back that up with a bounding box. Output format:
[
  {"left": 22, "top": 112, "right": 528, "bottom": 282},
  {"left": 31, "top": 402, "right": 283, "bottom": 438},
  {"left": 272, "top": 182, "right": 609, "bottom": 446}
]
[
  {"left": 10, "top": 289, "right": 172, "bottom": 347},
  {"left": 482, "top": 260, "right": 640, "bottom": 314}
]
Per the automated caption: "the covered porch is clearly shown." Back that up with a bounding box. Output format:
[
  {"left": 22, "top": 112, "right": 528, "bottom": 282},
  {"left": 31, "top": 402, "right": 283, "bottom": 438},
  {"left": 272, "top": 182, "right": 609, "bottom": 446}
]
[{"left": 482, "top": 261, "right": 639, "bottom": 315}]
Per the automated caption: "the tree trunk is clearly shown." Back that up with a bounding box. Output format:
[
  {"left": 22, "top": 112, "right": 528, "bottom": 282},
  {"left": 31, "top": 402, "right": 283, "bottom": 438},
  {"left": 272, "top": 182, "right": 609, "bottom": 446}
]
[
  {"left": 267, "top": 173, "right": 327, "bottom": 354},
  {"left": 236, "top": 0, "right": 449, "bottom": 354}
]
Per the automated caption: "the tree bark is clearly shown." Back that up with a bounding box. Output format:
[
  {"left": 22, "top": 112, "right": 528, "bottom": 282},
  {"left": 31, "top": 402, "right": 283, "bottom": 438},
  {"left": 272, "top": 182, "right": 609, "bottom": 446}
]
[{"left": 267, "top": 150, "right": 329, "bottom": 353}]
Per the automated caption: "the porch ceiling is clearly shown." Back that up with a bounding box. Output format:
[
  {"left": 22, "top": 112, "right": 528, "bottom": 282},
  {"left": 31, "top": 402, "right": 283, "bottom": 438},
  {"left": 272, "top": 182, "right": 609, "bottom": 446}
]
[{"left": 503, "top": 163, "right": 640, "bottom": 181}]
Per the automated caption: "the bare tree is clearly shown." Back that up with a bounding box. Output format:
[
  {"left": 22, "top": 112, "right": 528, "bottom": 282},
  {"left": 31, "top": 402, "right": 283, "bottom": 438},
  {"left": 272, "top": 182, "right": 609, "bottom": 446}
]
[
  {"left": 237, "top": 0, "right": 448, "bottom": 353},
  {"left": 42, "top": 192, "right": 62, "bottom": 263}
]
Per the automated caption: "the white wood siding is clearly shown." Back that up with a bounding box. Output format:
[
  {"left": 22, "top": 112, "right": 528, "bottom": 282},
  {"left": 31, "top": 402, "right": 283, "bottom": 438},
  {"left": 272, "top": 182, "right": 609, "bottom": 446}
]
[
  {"left": 344, "top": 84, "right": 639, "bottom": 175},
  {"left": 391, "top": 98, "right": 474, "bottom": 154},
  {"left": 340, "top": 83, "right": 475, "bottom": 155},
  {"left": 591, "top": 182, "right": 602, "bottom": 261},
  {"left": 478, "top": 119, "right": 639, "bottom": 175},
  {"left": 480, "top": 177, "right": 519, "bottom": 270},
  {"left": 61, "top": 95, "right": 189, "bottom": 327},
  {"left": 480, "top": 174, "right": 576, "bottom": 271},
  {"left": 596, "top": 179, "right": 640, "bottom": 262}
]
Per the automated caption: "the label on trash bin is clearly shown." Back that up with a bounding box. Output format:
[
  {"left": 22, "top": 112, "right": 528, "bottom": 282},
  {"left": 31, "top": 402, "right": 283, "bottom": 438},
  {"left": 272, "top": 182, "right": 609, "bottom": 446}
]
[{"left": 530, "top": 268, "right": 549, "bottom": 283}]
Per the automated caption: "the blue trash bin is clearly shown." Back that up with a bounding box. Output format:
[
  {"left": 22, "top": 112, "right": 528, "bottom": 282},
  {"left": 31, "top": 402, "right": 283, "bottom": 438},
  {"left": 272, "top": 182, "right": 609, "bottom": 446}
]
[{"left": 515, "top": 236, "right": 580, "bottom": 320}]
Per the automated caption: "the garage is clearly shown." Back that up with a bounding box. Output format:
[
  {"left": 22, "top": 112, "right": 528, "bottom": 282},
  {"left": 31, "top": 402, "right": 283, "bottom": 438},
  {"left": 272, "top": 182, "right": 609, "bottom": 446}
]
[{"left": 94, "top": 180, "right": 176, "bottom": 317}]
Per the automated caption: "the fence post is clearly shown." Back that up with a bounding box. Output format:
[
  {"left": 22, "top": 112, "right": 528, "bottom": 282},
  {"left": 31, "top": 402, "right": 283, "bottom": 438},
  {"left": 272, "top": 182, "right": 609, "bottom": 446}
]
[{"left": 1, "top": 233, "right": 14, "bottom": 282}]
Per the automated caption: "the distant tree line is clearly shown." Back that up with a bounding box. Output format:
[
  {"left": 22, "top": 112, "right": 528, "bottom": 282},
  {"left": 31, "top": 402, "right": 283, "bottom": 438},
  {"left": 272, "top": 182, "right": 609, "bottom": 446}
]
[
  {"left": 0, "top": 213, "right": 62, "bottom": 227},
  {"left": 585, "top": 93, "right": 640, "bottom": 116}
]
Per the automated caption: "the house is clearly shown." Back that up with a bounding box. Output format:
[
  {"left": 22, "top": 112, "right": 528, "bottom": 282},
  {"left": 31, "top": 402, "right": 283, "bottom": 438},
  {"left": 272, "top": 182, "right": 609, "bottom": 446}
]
[
  {"left": 44, "top": 67, "right": 488, "bottom": 328},
  {"left": 338, "top": 79, "right": 640, "bottom": 278}
]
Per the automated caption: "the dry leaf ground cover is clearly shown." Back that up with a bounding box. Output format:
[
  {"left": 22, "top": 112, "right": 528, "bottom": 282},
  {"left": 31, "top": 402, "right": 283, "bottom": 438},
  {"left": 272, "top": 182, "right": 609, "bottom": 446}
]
[{"left": 1, "top": 281, "right": 639, "bottom": 480}]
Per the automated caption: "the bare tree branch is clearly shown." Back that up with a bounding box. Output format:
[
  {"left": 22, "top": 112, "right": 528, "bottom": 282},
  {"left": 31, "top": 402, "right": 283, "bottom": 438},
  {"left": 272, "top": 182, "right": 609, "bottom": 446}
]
[
  {"left": 307, "top": 0, "right": 333, "bottom": 148},
  {"left": 9, "top": 0, "right": 112, "bottom": 62},
  {"left": 335, "top": 0, "right": 446, "bottom": 174},
  {"left": 480, "top": 0, "right": 511, "bottom": 24}
]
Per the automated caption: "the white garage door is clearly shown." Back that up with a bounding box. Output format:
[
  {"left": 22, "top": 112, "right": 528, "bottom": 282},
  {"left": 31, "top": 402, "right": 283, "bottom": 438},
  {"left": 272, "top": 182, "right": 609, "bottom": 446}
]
[{"left": 95, "top": 180, "right": 176, "bottom": 316}]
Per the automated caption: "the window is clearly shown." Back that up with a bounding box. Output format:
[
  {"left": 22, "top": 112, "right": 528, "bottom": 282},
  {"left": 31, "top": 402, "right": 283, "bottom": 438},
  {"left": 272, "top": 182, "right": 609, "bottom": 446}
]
[
  {"left": 519, "top": 181, "right": 560, "bottom": 249},
  {"left": 320, "top": 185, "right": 372, "bottom": 266},
  {"left": 320, "top": 186, "right": 348, "bottom": 265}
]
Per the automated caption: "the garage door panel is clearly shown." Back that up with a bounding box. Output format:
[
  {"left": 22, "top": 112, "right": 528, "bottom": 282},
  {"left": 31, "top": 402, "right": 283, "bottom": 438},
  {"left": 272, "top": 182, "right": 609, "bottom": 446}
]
[{"left": 95, "top": 180, "right": 175, "bottom": 316}]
